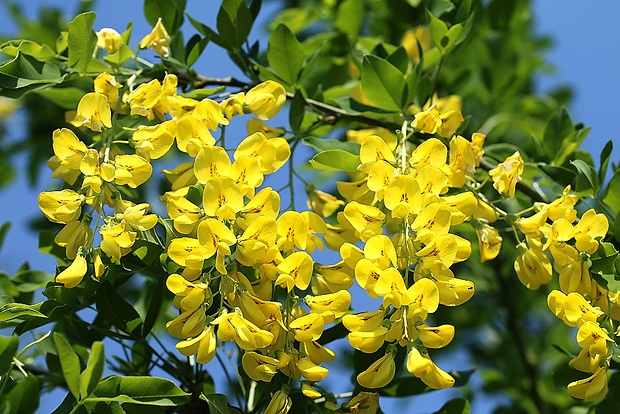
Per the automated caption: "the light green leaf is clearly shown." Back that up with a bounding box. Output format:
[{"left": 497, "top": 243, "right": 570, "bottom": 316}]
[
  {"left": 67, "top": 12, "right": 98, "bottom": 72},
  {"left": 87, "top": 375, "right": 189, "bottom": 406},
  {"left": 79, "top": 341, "right": 105, "bottom": 400},
  {"left": 0, "top": 40, "right": 56, "bottom": 61},
  {"left": 361, "top": 54, "right": 406, "bottom": 111},
  {"left": 570, "top": 159, "right": 598, "bottom": 196},
  {"left": 180, "top": 86, "right": 226, "bottom": 100},
  {"left": 35, "top": 87, "right": 85, "bottom": 109},
  {"left": 0, "top": 303, "right": 46, "bottom": 323},
  {"left": 0, "top": 52, "right": 65, "bottom": 95},
  {"left": 303, "top": 137, "right": 360, "bottom": 155},
  {"left": 268, "top": 23, "right": 305, "bottom": 86},
  {"left": 53, "top": 332, "right": 81, "bottom": 400},
  {"left": 603, "top": 170, "right": 620, "bottom": 215},
  {"left": 0, "top": 334, "right": 19, "bottom": 373},
  {"left": 309, "top": 149, "right": 361, "bottom": 172},
  {"left": 426, "top": 11, "right": 463, "bottom": 53},
  {"left": 202, "top": 393, "right": 242, "bottom": 414},
  {"left": 335, "top": 0, "right": 364, "bottom": 38},
  {"left": 103, "top": 44, "right": 134, "bottom": 66}
]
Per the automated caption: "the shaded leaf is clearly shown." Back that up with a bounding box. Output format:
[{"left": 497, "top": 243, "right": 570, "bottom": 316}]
[
  {"left": 570, "top": 159, "right": 598, "bottom": 196},
  {"left": 35, "top": 87, "right": 85, "bottom": 109},
  {"left": 0, "top": 374, "right": 40, "bottom": 414},
  {"left": 185, "top": 35, "right": 209, "bottom": 67},
  {"left": 289, "top": 91, "right": 306, "bottom": 133},
  {"left": 433, "top": 398, "right": 471, "bottom": 414},
  {"left": 95, "top": 281, "right": 143, "bottom": 337},
  {"left": 79, "top": 341, "right": 105, "bottom": 400},
  {"left": 0, "top": 222, "right": 9, "bottom": 253},
  {"left": 599, "top": 140, "right": 613, "bottom": 186},
  {"left": 603, "top": 170, "right": 620, "bottom": 215},
  {"left": 0, "top": 303, "right": 46, "bottom": 323},
  {"left": 0, "top": 334, "right": 19, "bottom": 373},
  {"left": 144, "top": 0, "right": 186, "bottom": 34},
  {"left": 217, "top": 0, "right": 253, "bottom": 49}
]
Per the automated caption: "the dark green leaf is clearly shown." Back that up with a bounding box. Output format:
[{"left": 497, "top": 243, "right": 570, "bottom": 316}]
[
  {"left": 187, "top": 14, "right": 223, "bottom": 47},
  {"left": 0, "top": 222, "right": 9, "bottom": 253},
  {"left": 387, "top": 47, "right": 410, "bottom": 75},
  {"left": 142, "top": 275, "right": 165, "bottom": 337},
  {"left": 35, "top": 87, "right": 85, "bottom": 109},
  {"left": 217, "top": 0, "right": 253, "bottom": 49},
  {"left": 362, "top": 55, "right": 406, "bottom": 111},
  {"left": 87, "top": 375, "right": 189, "bottom": 406},
  {"left": 53, "top": 332, "right": 81, "bottom": 400},
  {"left": 570, "top": 159, "right": 598, "bottom": 196},
  {"left": 67, "top": 12, "right": 97, "bottom": 71},
  {"left": 289, "top": 91, "right": 305, "bottom": 133},
  {"left": 202, "top": 394, "right": 242, "bottom": 414},
  {"left": 0, "top": 374, "right": 40, "bottom": 414},
  {"left": 185, "top": 35, "right": 209, "bottom": 67},
  {"left": 590, "top": 242, "right": 619, "bottom": 275},
  {"left": 543, "top": 108, "right": 573, "bottom": 162},
  {"left": 267, "top": 23, "right": 305, "bottom": 86},
  {"left": 427, "top": 10, "right": 462, "bottom": 52},
  {"left": 538, "top": 164, "right": 576, "bottom": 189},
  {"left": 0, "top": 53, "right": 65, "bottom": 95},
  {"left": 0, "top": 303, "right": 46, "bottom": 323},
  {"left": 144, "top": 0, "right": 186, "bottom": 34},
  {"left": 79, "top": 341, "right": 105, "bottom": 400},
  {"left": 433, "top": 398, "right": 471, "bottom": 414},
  {"left": 309, "top": 149, "right": 361, "bottom": 172},
  {"left": 599, "top": 140, "right": 613, "bottom": 186},
  {"left": 0, "top": 334, "right": 19, "bottom": 373},
  {"left": 302, "top": 137, "right": 360, "bottom": 155},
  {"left": 95, "top": 281, "right": 143, "bottom": 337}
]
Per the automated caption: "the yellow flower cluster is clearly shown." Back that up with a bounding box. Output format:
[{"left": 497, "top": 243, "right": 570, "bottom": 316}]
[{"left": 506, "top": 184, "right": 611, "bottom": 399}]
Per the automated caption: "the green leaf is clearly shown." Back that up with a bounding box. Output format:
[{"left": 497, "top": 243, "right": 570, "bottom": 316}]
[
  {"left": 187, "top": 14, "right": 224, "bottom": 47},
  {"left": 309, "top": 149, "right": 361, "bottom": 172},
  {"left": 180, "top": 86, "right": 226, "bottom": 100},
  {"left": 144, "top": 0, "right": 186, "bottom": 34},
  {"left": 142, "top": 275, "right": 165, "bottom": 337},
  {"left": 361, "top": 55, "right": 406, "bottom": 111},
  {"left": 217, "top": 0, "right": 253, "bottom": 49},
  {"left": 427, "top": 10, "right": 462, "bottom": 52},
  {"left": 185, "top": 35, "right": 209, "bottom": 67},
  {"left": 35, "top": 87, "right": 85, "bottom": 109},
  {"left": 67, "top": 12, "right": 98, "bottom": 72},
  {"left": 0, "top": 303, "right": 46, "bottom": 323},
  {"left": 95, "top": 281, "right": 143, "bottom": 337},
  {"left": 335, "top": 0, "right": 364, "bottom": 38},
  {"left": 387, "top": 46, "right": 410, "bottom": 75},
  {"left": 104, "top": 44, "right": 134, "bottom": 66},
  {"left": 302, "top": 137, "right": 360, "bottom": 155},
  {"left": 0, "top": 52, "right": 65, "bottom": 95},
  {"left": 433, "top": 398, "right": 471, "bottom": 414},
  {"left": 267, "top": 23, "right": 305, "bottom": 86},
  {"left": 53, "top": 332, "right": 81, "bottom": 400},
  {"left": 538, "top": 164, "right": 576, "bottom": 189},
  {"left": 603, "top": 170, "right": 620, "bottom": 215},
  {"left": 0, "top": 222, "right": 9, "bottom": 253},
  {"left": 289, "top": 91, "right": 306, "bottom": 133},
  {"left": 0, "top": 374, "right": 39, "bottom": 414},
  {"left": 543, "top": 108, "right": 573, "bottom": 163},
  {"left": 79, "top": 341, "right": 105, "bottom": 400},
  {"left": 599, "top": 140, "right": 613, "bottom": 186},
  {"left": 86, "top": 375, "right": 189, "bottom": 406},
  {"left": 570, "top": 159, "right": 598, "bottom": 196},
  {"left": 202, "top": 393, "right": 242, "bottom": 414},
  {"left": 0, "top": 40, "right": 57, "bottom": 61},
  {"left": 590, "top": 242, "right": 619, "bottom": 275},
  {"left": 0, "top": 334, "right": 19, "bottom": 373}
]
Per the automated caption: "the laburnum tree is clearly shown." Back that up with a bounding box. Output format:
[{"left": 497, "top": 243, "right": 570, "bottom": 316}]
[{"left": 1, "top": 0, "right": 619, "bottom": 413}]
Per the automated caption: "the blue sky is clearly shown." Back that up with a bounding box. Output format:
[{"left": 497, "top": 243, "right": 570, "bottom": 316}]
[{"left": 0, "top": 0, "right": 618, "bottom": 412}]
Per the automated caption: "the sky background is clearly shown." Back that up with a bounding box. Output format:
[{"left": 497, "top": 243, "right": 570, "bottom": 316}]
[{"left": 0, "top": 0, "right": 619, "bottom": 412}]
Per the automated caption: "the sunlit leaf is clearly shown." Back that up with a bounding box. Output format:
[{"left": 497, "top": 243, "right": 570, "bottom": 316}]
[
  {"left": 53, "top": 332, "right": 81, "bottom": 399},
  {"left": 268, "top": 23, "right": 305, "bottom": 86},
  {"left": 362, "top": 55, "right": 406, "bottom": 111},
  {"left": 309, "top": 149, "right": 361, "bottom": 172}
]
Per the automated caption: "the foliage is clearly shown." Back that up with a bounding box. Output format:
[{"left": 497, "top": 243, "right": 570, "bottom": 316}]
[{"left": 0, "top": 0, "right": 619, "bottom": 413}]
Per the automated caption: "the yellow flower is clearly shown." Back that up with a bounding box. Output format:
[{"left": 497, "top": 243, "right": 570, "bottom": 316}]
[
  {"left": 514, "top": 246, "right": 552, "bottom": 290},
  {"left": 417, "top": 323, "right": 455, "bottom": 349},
  {"left": 276, "top": 211, "right": 308, "bottom": 252},
  {"left": 193, "top": 98, "right": 229, "bottom": 130},
  {"left": 175, "top": 325, "right": 217, "bottom": 364},
  {"left": 402, "top": 277, "right": 439, "bottom": 320},
  {"left": 96, "top": 28, "right": 122, "bottom": 54},
  {"left": 383, "top": 175, "right": 421, "bottom": 218},
  {"left": 475, "top": 223, "right": 502, "bottom": 262},
  {"left": 71, "top": 92, "right": 112, "bottom": 132},
  {"left": 125, "top": 79, "right": 162, "bottom": 120},
  {"left": 220, "top": 92, "right": 245, "bottom": 120},
  {"left": 573, "top": 209, "right": 609, "bottom": 254},
  {"left": 275, "top": 251, "right": 314, "bottom": 291},
  {"left": 112, "top": 154, "right": 152, "bottom": 188},
  {"left": 139, "top": 17, "right": 170, "bottom": 57},
  {"left": 438, "top": 110, "right": 464, "bottom": 138},
  {"left": 312, "top": 261, "right": 354, "bottom": 295},
  {"left": 94, "top": 72, "right": 122, "bottom": 108},
  {"left": 164, "top": 195, "right": 202, "bottom": 234},
  {"left": 38, "top": 189, "right": 85, "bottom": 224},
  {"left": 55, "top": 220, "right": 93, "bottom": 260},
  {"left": 132, "top": 120, "right": 175, "bottom": 160},
  {"left": 247, "top": 117, "right": 285, "bottom": 138},
  {"left": 304, "top": 290, "right": 351, "bottom": 323},
  {"left": 289, "top": 313, "right": 324, "bottom": 342},
  {"left": 120, "top": 202, "right": 158, "bottom": 231},
  {"left": 241, "top": 351, "right": 280, "bottom": 382},
  {"left": 300, "top": 341, "right": 336, "bottom": 365},
  {"left": 406, "top": 347, "right": 455, "bottom": 389},
  {"left": 234, "top": 132, "right": 290, "bottom": 174},
  {"left": 306, "top": 187, "right": 344, "bottom": 218},
  {"left": 231, "top": 155, "right": 264, "bottom": 197},
  {"left": 166, "top": 306, "right": 206, "bottom": 339},
  {"left": 359, "top": 135, "right": 397, "bottom": 172},
  {"left": 203, "top": 177, "right": 244, "bottom": 221},
  {"left": 237, "top": 187, "right": 280, "bottom": 229},
  {"left": 298, "top": 357, "right": 329, "bottom": 382},
  {"left": 415, "top": 234, "right": 458, "bottom": 274},
  {"left": 411, "top": 105, "right": 441, "bottom": 134},
  {"left": 244, "top": 81, "right": 286, "bottom": 120},
  {"left": 356, "top": 352, "right": 396, "bottom": 389},
  {"left": 212, "top": 311, "right": 274, "bottom": 350},
  {"left": 236, "top": 216, "right": 278, "bottom": 266},
  {"left": 374, "top": 268, "right": 407, "bottom": 309},
  {"left": 401, "top": 25, "right": 431, "bottom": 61},
  {"left": 576, "top": 321, "right": 612, "bottom": 358},
  {"left": 342, "top": 392, "right": 379, "bottom": 414},
  {"left": 264, "top": 389, "right": 292, "bottom": 414},
  {"left": 197, "top": 219, "right": 236, "bottom": 275},
  {"left": 56, "top": 252, "right": 88, "bottom": 288},
  {"left": 343, "top": 201, "right": 385, "bottom": 241},
  {"left": 567, "top": 366, "right": 608, "bottom": 400},
  {"left": 411, "top": 203, "right": 452, "bottom": 244},
  {"left": 489, "top": 151, "right": 524, "bottom": 197},
  {"left": 100, "top": 222, "right": 136, "bottom": 261},
  {"left": 431, "top": 270, "right": 475, "bottom": 306},
  {"left": 301, "top": 382, "right": 322, "bottom": 399},
  {"left": 448, "top": 135, "right": 475, "bottom": 187},
  {"left": 410, "top": 138, "right": 447, "bottom": 170},
  {"left": 347, "top": 326, "right": 388, "bottom": 353},
  {"left": 194, "top": 146, "right": 232, "bottom": 184}
]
